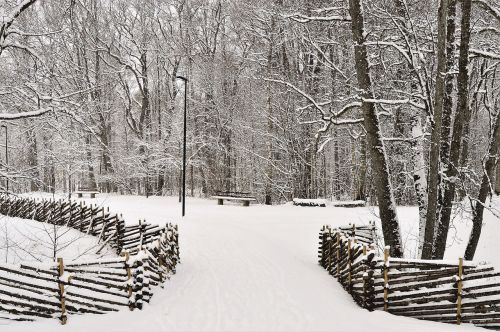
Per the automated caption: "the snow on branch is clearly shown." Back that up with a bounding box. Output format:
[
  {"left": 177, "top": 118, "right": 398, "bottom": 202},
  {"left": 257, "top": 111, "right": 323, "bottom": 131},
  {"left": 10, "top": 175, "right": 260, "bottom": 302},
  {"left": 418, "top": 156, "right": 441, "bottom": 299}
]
[
  {"left": 473, "top": 0, "right": 500, "bottom": 23},
  {"left": 304, "top": 31, "right": 348, "bottom": 80},
  {"left": 311, "top": 6, "right": 347, "bottom": 14},
  {"left": 0, "top": 0, "right": 38, "bottom": 55},
  {"left": 0, "top": 108, "right": 51, "bottom": 120},
  {"left": 364, "top": 41, "right": 412, "bottom": 65},
  {"left": 362, "top": 98, "right": 426, "bottom": 110},
  {"left": 264, "top": 77, "right": 427, "bottom": 136},
  {"left": 283, "top": 13, "right": 351, "bottom": 23},
  {"left": 262, "top": 77, "right": 362, "bottom": 133},
  {"left": 470, "top": 49, "right": 500, "bottom": 60}
]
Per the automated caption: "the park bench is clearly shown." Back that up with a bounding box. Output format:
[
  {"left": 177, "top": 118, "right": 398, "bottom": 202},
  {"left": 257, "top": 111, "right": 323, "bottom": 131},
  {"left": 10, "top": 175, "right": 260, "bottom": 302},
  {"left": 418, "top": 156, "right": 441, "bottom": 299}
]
[
  {"left": 211, "top": 191, "right": 257, "bottom": 207},
  {"left": 74, "top": 189, "right": 100, "bottom": 198}
]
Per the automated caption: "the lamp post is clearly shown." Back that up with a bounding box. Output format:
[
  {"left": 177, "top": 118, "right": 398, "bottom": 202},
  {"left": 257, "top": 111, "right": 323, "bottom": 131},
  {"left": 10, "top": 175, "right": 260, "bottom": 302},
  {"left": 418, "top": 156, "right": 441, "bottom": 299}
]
[
  {"left": 1, "top": 124, "right": 7, "bottom": 192},
  {"left": 176, "top": 75, "right": 188, "bottom": 217}
]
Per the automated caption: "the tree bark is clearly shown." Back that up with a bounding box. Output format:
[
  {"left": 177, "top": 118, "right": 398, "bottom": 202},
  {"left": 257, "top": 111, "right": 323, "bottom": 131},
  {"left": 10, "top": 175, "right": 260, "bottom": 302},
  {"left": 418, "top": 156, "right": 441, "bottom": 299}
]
[
  {"left": 465, "top": 110, "right": 500, "bottom": 260},
  {"left": 433, "top": 0, "right": 473, "bottom": 259},
  {"left": 349, "top": 0, "right": 403, "bottom": 257},
  {"left": 411, "top": 117, "right": 428, "bottom": 258},
  {"left": 439, "top": 0, "right": 457, "bottom": 172},
  {"left": 26, "top": 121, "right": 39, "bottom": 191},
  {"left": 422, "top": 0, "right": 448, "bottom": 259}
]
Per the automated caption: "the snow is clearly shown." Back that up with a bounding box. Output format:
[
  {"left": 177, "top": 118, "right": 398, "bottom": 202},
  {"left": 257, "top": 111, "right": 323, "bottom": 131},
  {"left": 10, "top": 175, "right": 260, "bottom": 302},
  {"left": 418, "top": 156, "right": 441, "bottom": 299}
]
[
  {"left": 0, "top": 215, "right": 116, "bottom": 264},
  {"left": 331, "top": 200, "right": 366, "bottom": 206},
  {"left": 293, "top": 198, "right": 327, "bottom": 206},
  {"left": 2, "top": 194, "right": 487, "bottom": 331}
]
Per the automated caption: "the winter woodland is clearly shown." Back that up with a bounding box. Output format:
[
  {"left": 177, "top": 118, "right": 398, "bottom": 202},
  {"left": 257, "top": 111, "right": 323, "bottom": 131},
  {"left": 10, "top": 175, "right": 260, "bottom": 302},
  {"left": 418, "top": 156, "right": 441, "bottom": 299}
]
[{"left": 0, "top": 0, "right": 500, "bottom": 329}]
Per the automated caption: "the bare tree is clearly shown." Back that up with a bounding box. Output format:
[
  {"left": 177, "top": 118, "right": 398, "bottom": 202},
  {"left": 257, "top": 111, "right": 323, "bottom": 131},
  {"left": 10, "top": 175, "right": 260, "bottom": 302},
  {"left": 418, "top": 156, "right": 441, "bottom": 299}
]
[{"left": 348, "top": 0, "right": 403, "bottom": 257}]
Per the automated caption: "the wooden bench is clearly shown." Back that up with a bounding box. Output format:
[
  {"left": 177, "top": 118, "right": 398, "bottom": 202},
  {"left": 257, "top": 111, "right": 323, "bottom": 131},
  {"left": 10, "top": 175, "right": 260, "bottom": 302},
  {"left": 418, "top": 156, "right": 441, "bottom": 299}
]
[
  {"left": 74, "top": 190, "right": 100, "bottom": 198},
  {"left": 211, "top": 191, "right": 257, "bottom": 207}
]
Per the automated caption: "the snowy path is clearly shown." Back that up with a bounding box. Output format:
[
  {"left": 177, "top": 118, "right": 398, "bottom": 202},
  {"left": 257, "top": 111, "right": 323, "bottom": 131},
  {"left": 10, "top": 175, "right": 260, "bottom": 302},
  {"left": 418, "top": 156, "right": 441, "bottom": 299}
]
[{"left": 5, "top": 195, "right": 480, "bottom": 331}]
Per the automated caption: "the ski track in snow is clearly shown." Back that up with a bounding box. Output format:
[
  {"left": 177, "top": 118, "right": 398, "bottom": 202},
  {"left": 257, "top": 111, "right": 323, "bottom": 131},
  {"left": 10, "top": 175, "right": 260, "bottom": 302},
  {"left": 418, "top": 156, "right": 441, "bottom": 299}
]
[{"left": 3, "top": 194, "right": 483, "bottom": 332}]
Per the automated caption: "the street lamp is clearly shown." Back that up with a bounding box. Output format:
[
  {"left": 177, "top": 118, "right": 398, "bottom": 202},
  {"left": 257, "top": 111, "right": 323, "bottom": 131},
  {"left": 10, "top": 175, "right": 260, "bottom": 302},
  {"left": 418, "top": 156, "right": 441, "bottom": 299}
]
[
  {"left": 176, "top": 75, "right": 188, "bottom": 217},
  {"left": 1, "top": 124, "right": 7, "bottom": 192}
]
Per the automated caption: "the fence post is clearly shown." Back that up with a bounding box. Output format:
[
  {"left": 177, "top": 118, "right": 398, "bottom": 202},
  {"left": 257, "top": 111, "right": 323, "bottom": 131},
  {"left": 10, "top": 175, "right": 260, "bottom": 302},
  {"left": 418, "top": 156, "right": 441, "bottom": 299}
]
[
  {"left": 336, "top": 233, "right": 341, "bottom": 281},
  {"left": 132, "top": 254, "right": 145, "bottom": 310},
  {"left": 348, "top": 238, "right": 352, "bottom": 292},
  {"left": 383, "top": 247, "right": 390, "bottom": 312},
  {"left": 362, "top": 244, "right": 367, "bottom": 305},
  {"left": 174, "top": 224, "right": 179, "bottom": 263},
  {"left": 139, "top": 219, "right": 144, "bottom": 250},
  {"left": 121, "top": 252, "right": 134, "bottom": 311},
  {"left": 57, "top": 258, "right": 67, "bottom": 325},
  {"left": 318, "top": 226, "right": 326, "bottom": 266},
  {"left": 457, "top": 257, "right": 463, "bottom": 325},
  {"left": 116, "top": 214, "right": 124, "bottom": 254},
  {"left": 318, "top": 226, "right": 324, "bottom": 265},
  {"left": 157, "top": 238, "right": 164, "bottom": 283},
  {"left": 79, "top": 201, "right": 84, "bottom": 231},
  {"left": 327, "top": 228, "right": 333, "bottom": 275},
  {"left": 362, "top": 249, "right": 375, "bottom": 311}
]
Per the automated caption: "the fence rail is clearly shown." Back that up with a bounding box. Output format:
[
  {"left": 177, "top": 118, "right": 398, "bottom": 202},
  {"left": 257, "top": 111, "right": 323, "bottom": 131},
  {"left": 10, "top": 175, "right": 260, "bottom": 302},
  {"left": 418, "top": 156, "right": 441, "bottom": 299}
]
[
  {"left": 0, "top": 194, "right": 180, "bottom": 324},
  {"left": 318, "top": 224, "right": 500, "bottom": 330}
]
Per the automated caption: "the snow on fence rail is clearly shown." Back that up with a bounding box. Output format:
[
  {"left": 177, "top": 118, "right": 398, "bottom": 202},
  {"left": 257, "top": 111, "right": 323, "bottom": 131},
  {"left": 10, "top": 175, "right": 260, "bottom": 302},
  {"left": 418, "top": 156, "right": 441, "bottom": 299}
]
[
  {"left": 0, "top": 194, "right": 179, "bottom": 324},
  {"left": 318, "top": 224, "right": 500, "bottom": 330}
]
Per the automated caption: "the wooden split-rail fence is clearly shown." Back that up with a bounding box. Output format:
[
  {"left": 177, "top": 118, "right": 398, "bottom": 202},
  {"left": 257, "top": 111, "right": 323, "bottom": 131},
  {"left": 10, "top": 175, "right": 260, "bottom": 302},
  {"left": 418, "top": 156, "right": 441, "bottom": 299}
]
[
  {"left": 319, "top": 224, "right": 500, "bottom": 330},
  {"left": 0, "top": 194, "right": 180, "bottom": 324}
]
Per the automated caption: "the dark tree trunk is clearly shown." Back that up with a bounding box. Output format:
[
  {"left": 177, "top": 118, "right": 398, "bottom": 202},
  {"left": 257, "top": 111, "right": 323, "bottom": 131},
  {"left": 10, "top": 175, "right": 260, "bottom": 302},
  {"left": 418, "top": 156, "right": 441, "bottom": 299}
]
[
  {"left": 423, "top": 0, "right": 448, "bottom": 259},
  {"left": 139, "top": 51, "right": 152, "bottom": 196},
  {"left": 439, "top": 0, "right": 457, "bottom": 172},
  {"left": 26, "top": 124, "right": 39, "bottom": 191},
  {"left": 85, "top": 134, "right": 97, "bottom": 191},
  {"left": 465, "top": 110, "right": 500, "bottom": 260},
  {"left": 349, "top": 0, "right": 403, "bottom": 257},
  {"left": 433, "top": 0, "right": 473, "bottom": 259},
  {"left": 496, "top": 164, "right": 500, "bottom": 195},
  {"left": 355, "top": 137, "right": 367, "bottom": 201},
  {"left": 437, "top": 0, "right": 457, "bottom": 217}
]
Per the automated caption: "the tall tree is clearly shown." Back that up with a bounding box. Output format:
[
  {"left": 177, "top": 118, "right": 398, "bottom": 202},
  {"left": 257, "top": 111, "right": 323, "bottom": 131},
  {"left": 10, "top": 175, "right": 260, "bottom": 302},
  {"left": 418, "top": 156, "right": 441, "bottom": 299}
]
[
  {"left": 348, "top": 0, "right": 403, "bottom": 257},
  {"left": 422, "top": 0, "right": 449, "bottom": 259},
  {"left": 433, "top": 0, "right": 474, "bottom": 259}
]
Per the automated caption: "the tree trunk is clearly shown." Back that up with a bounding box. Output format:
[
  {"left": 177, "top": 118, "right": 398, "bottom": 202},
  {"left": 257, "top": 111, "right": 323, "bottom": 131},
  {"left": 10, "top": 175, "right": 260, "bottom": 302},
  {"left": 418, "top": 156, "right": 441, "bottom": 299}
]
[
  {"left": 433, "top": 0, "right": 473, "bottom": 259},
  {"left": 85, "top": 134, "right": 97, "bottom": 191},
  {"left": 26, "top": 123, "right": 39, "bottom": 191},
  {"left": 355, "top": 137, "right": 367, "bottom": 201},
  {"left": 422, "top": 0, "right": 448, "bottom": 259},
  {"left": 349, "top": 0, "right": 403, "bottom": 257},
  {"left": 439, "top": 0, "right": 457, "bottom": 173},
  {"left": 140, "top": 51, "right": 152, "bottom": 196},
  {"left": 465, "top": 110, "right": 500, "bottom": 260},
  {"left": 496, "top": 164, "right": 500, "bottom": 195},
  {"left": 264, "top": 14, "right": 276, "bottom": 205},
  {"left": 411, "top": 117, "right": 428, "bottom": 258}
]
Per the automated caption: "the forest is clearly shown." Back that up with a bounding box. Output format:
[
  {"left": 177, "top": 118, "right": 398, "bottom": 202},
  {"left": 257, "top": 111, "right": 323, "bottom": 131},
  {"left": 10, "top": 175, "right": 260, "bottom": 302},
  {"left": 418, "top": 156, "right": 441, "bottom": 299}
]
[{"left": 0, "top": 0, "right": 499, "bottom": 260}]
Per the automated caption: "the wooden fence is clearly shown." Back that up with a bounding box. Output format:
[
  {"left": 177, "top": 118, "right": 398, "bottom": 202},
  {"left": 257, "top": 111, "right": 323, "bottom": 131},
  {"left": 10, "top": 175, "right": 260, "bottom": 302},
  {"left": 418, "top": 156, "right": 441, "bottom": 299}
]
[
  {"left": 0, "top": 194, "right": 180, "bottom": 324},
  {"left": 319, "top": 224, "right": 500, "bottom": 330}
]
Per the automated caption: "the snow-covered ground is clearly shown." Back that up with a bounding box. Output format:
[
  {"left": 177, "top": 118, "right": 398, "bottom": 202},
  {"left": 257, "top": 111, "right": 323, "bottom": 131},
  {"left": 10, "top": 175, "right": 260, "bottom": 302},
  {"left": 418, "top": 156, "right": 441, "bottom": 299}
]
[
  {"left": 0, "top": 216, "right": 116, "bottom": 264},
  {"left": 4, "top": 193, "right": 494, "bottom": 331}
]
